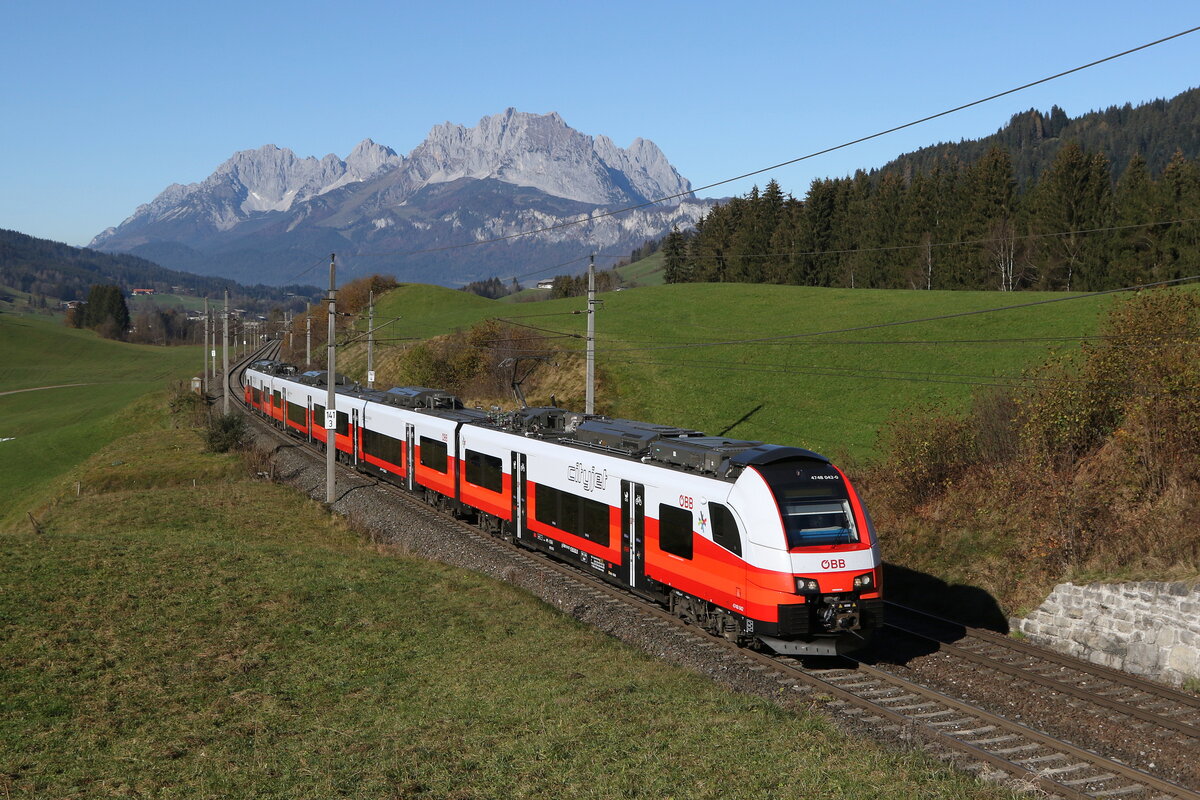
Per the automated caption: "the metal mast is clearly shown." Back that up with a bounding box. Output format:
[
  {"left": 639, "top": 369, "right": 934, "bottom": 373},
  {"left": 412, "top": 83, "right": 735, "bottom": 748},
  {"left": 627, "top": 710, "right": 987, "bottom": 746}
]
[
  {"left": 367, "top": 289, "right": 375, "bottom": 389},
  {"left": 202, "top": 297, "right": 209, "bottom": 395},
  {"left": 222, "top": 290, "right": 230, "bottom": 414},
  {"left": 585, "top": 254, "right": 596, "bottom": 414},
  {"left": 325, "top": 254, "right": 337, "bottom": 505}
]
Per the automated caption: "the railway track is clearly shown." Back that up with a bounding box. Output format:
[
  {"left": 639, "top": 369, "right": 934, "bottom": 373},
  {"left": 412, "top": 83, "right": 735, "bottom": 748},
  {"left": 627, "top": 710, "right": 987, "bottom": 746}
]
[
  {"left": 221, "top": 351, "right": 1200, "bottom": 800},
  {"left": 882, "top": 602, "right": 1200, "bottom": 740}
]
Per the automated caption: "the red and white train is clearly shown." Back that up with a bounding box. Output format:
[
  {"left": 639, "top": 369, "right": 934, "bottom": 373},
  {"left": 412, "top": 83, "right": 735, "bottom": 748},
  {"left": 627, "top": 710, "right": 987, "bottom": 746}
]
[{"left": 244, "top": 361, "right": 882, "bottom": 655}]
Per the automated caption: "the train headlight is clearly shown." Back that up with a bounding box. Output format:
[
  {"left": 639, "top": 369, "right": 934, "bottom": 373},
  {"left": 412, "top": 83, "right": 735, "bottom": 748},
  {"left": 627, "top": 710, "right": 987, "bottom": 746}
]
[
  {"left": 795, "top": 577, "right": 820, "bottom": 594},
  {"left": 853, "top": 571, "right": 874, "bottom": 590}
]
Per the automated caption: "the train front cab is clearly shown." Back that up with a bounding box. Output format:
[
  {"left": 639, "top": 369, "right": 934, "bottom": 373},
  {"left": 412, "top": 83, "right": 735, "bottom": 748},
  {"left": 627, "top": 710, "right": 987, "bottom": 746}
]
[{"left": 727, "top": 447, "right": 882, "bottom": 656}]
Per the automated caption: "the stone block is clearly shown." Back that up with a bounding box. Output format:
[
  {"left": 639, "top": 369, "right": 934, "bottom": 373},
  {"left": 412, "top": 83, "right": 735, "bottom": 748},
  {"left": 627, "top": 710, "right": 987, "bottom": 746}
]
[
  {"left": 1167, "top": 644, "right": 1199, "bottom": 676},
  {"left": 1154, "top": 627, "right": 1179, "bottom": 647},
  {"left": 1127, "top": 642, "right": 1162, "bottom": 671}
]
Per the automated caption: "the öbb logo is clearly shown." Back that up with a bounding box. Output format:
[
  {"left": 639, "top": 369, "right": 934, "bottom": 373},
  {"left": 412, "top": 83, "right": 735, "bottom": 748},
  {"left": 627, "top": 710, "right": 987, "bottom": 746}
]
[{"left": 821, "top": 558, "right": 847, "bottom": 570}]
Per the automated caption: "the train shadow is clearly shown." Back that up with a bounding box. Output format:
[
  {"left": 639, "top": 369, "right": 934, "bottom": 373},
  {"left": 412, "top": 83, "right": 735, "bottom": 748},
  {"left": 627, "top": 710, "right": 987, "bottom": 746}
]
[
  {"left": 883, "top": 561, "right": 1009, "bottom": 632},
  {"left": 852, "top": 562, "right": 1010, "bottom": 668}
]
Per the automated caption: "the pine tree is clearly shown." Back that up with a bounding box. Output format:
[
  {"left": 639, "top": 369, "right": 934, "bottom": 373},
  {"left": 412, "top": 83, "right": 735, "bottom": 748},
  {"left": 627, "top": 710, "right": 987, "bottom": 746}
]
[
  {"left": 1110, "top": 153, "right": 1162, "bottom": 286},
  {"left": 82, "top": 284, "right": 130, "bottom": 339},
  {"left": 1031, "top": 142, "right": 1113, "bottom": 290},
  {"left": 1160, "top": 150, "right": 1200, "bottom": 281},
  {"left": 662, "top": 228, "right": 689, "bottom": 283}
]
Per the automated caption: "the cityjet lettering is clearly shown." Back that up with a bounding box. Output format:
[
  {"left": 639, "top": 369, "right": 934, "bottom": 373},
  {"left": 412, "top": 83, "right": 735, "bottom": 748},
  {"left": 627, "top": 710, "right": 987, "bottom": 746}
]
[{"left": 567, "top": 462, "right": 609, "bottom": 492}]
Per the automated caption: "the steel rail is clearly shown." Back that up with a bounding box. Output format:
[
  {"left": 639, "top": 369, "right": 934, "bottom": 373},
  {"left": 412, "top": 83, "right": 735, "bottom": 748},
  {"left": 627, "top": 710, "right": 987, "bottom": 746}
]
[
  {"left": 880, "top": 610, "right": 1200, "bottom": 740},
  {"left": 886, "top": 601, "right": 1200, "bottom": 711}
]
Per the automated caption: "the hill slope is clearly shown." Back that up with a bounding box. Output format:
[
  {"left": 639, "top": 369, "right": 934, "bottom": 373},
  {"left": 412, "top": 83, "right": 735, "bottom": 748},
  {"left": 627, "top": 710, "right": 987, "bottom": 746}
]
[
  {"left": 0, "top": 314, "right": 202, "bottom": 522},
  {"left": 0, "top": 228, "right": 319, "bottom": 310},
  {"left": 318, "top": 281, "right": 1117, "bottom": 461},
  {"left": 886, "top": 87, "right": 1200, "bottom": 185}
]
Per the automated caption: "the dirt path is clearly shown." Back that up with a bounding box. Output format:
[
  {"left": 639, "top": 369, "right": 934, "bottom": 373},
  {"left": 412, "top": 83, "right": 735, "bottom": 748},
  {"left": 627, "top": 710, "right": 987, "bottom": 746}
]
[{"left": 0, "top": 383, "right": 90, "bottom": 397}]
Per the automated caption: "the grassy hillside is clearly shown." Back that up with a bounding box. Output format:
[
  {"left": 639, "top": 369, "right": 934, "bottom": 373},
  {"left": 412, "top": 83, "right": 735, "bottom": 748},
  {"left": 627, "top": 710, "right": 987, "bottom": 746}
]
[
  {"left": 616, "top": 249, "right": 665, "bottom": 286},
  {"left": 0, "top": 314, "right": 202, "bottom": 523},
  {"left": 126, "top": 292, "right": 208, "bottom": 313},
  {"left": 350, "top": 282, "right": 1115, "bottom": 461},
  {"left": 0, "top": 389, "right": 1019, "bottom": 800}
]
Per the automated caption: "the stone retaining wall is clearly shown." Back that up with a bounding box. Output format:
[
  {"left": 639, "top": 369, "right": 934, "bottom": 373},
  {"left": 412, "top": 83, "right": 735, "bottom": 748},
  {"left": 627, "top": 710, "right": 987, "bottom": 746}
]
[{"left": 1015, "top": 581, "right": 1200, "bottom": 687}]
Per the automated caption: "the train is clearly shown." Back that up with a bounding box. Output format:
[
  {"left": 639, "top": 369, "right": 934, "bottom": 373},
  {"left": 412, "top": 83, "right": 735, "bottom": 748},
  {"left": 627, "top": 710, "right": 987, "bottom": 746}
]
[{"left": 244, "top": 361, "right": 882, "bottom": 655}]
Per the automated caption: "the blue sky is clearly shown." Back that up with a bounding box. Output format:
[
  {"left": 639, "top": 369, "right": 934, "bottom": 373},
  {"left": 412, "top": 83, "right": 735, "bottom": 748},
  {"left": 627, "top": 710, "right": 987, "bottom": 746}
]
[{"left": 3, "top": 1, "right": 1198, "bottom": 247}]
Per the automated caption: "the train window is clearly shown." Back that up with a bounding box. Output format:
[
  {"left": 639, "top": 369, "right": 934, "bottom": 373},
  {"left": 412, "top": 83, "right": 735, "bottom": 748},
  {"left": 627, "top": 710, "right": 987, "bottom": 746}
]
[
  {"left": 783, "top": 501, "right": 857, "bottom": 548},
  {"left": 252, "top": 387, "right": 261, "bottom": 404},
  {"left": 658, "top": 504, "right": 693, "bottom": 559},
  {"left": 709, "top": 502, "right": 742, "bottom": 556},
  {"left": 419, "top": 436, "right": 448, "bottom": 473},
  {"left": 534, "top": 484, "right": 610, "bottom": 546},
  {"left": 287, "top": 401, "right": 307, "bottom": 427},
  {"left": 273, "top": 390, "right": 281, "bottom": 407},
  {"left": 363, "top": 429, "right": 403, "bottom": 466},
  {"left": 336, "top": 411, "right": 349, "bottom": 436},
  {"left": 465, "top": 449, "right": 503, "bottom": 493}
]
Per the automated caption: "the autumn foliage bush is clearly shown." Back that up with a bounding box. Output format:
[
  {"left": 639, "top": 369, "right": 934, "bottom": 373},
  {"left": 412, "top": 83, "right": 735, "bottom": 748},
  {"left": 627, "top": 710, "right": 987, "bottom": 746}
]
[{"left": 867, "top": 290, "right": 1200, "bottom": 612}]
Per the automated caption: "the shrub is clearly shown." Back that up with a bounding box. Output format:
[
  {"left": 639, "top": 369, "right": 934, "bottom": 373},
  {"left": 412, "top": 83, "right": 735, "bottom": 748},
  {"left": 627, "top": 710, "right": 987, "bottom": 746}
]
[{"left": 205, "top": 412, "right": 248, "bottom": 453}]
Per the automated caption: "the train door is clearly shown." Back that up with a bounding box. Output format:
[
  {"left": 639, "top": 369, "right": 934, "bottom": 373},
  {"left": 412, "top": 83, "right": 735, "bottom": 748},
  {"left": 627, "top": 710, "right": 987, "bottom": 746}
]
[
  {"left": 621, "top": 481, "right": 646, "bottom": 589},
  {"left": 306, "top": 397, "right": 313, "bottom": 443},
  {"left": 405, "top": 424, "right": 416, "bottom": 491},
  {"left": 351, "top": 408, "right": 360, "bottom": 466},
  {"left": 511, "top": 452, "right": 527, "bottom": 541}
]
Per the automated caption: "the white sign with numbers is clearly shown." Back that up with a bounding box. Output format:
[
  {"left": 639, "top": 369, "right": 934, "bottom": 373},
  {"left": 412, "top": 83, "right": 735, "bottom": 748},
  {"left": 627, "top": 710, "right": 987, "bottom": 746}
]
[{"left": 325, "top": 409, "right": 337, "bottom": 430}]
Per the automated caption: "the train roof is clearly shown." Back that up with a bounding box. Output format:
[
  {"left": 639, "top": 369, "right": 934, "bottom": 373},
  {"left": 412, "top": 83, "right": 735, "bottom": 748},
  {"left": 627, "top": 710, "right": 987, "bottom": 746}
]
[{"left": 255, "top": 365, "right": 830, "bottom": 480}]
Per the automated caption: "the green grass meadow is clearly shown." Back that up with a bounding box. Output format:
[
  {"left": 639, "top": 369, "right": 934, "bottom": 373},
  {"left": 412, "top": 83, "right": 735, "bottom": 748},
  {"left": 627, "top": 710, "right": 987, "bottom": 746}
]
[
  {"left": 366, "top": 281, "right": 1115, "bottom": 460},
  {"left": 0, "top": 314, "right": 203, "bottom": 523},
  {"left": 0, "top": 390, "right": 1021, "bottom": 799}
]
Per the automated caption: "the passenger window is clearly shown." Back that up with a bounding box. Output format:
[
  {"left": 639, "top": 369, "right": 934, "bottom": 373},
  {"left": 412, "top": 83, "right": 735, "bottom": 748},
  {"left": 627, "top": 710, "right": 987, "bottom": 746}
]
[
  {"left": 419, "top": 436, "right": 449, "bottom": 473},
  {"left": 658, "top": 504, "right": 693, "bottom": 559},
  {"left": 709, "top": 502, "right": 742, "bottom": 557},
  {"left": 465, "top": 449, "right": 503, "bottom": 492}
]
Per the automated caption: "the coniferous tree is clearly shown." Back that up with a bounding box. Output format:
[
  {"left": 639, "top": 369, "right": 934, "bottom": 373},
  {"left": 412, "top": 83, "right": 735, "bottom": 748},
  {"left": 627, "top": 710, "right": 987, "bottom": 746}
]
[
  {"left": 82, "top": 284, "right": 130, "bottom": 339},
  {"left": 662, "top": 228, "right": 689, "bottom": 283},
  {"left": 1160, "top": 150, "right": 1200, "bottom": 281},
  {"left": 1110, "top": 153, "right": 1162, "bottom": 287},
  {"left": 1031, "top": 142, "right": 1113, "bottom": 290}
]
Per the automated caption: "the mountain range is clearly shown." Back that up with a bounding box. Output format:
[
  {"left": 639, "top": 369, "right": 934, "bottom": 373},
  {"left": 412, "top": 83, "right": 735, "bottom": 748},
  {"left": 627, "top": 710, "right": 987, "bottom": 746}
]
[{"left": 91, "top": 110, "right": 712, "bottom": 287}]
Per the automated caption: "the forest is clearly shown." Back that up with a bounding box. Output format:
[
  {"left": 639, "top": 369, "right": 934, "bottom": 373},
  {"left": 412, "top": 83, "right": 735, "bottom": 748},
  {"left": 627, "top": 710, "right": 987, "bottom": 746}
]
[
  {"left": 0, "top": 229, "right": 319, "bottom": 310},
  {"left": 663, "top": 90, "right": 1200, "bottom": 293}
]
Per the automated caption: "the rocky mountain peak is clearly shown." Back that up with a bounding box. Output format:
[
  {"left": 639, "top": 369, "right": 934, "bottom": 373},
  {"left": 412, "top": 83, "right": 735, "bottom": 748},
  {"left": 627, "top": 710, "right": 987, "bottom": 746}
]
[
  {"left": 88, "top": 110, "right": 705, "bottom": 285},
  {"left": 411, "top": 110, "right": 692, "bottom": 205}
]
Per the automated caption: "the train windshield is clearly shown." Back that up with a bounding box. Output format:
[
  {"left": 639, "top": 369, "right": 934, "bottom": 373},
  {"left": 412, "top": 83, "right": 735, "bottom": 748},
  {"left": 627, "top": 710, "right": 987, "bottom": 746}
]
[
  {"left": 755, "top": 462, "right": 860, "bottom": 548},
  {"left": 781, "top": 500, "right": 857, "bottom": 547}
]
